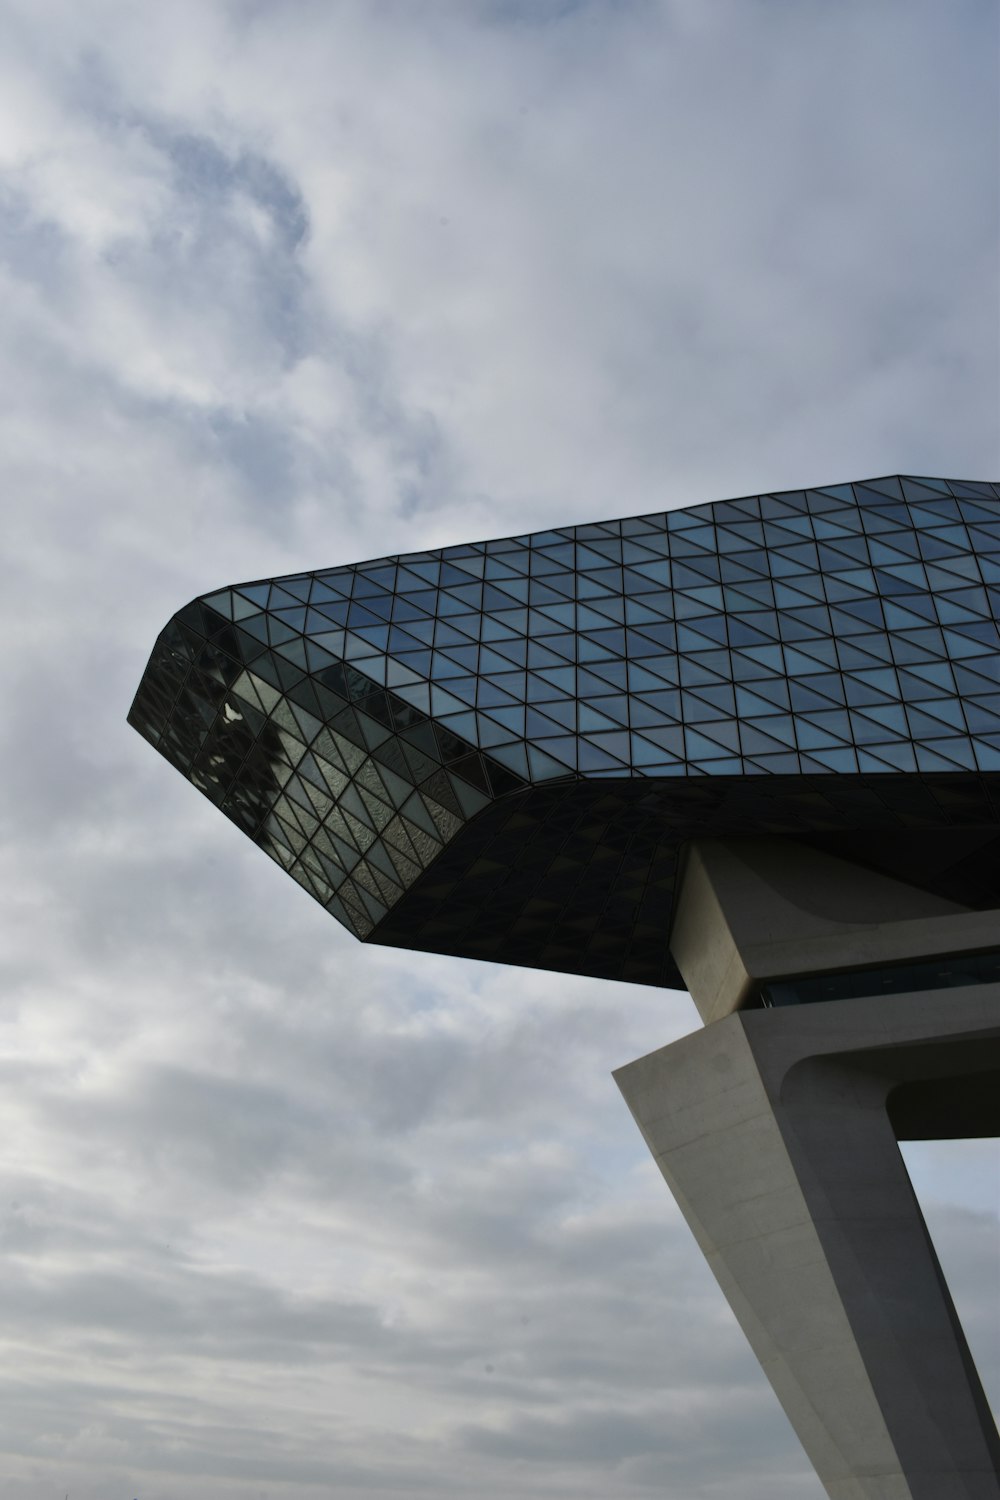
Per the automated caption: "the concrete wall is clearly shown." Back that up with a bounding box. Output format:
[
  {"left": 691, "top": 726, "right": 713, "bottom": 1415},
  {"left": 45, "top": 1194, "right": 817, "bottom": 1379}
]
[
  {"left": 668, "top": 838, "right": 999, "bottom": 1024},
  {"left": 617, "top": 837, "right": 1000, "bottom": 1499}
]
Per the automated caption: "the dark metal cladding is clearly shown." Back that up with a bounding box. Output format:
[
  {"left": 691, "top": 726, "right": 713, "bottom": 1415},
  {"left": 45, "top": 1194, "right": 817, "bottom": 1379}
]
[{"left": 129, "top": 476, "right": 1000, "bottom": 990}]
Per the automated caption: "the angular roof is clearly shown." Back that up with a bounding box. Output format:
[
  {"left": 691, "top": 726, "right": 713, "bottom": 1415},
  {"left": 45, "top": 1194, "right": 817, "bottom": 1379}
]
[{"left": 129, "top": 475, "right": 1000, "bottom": 989}]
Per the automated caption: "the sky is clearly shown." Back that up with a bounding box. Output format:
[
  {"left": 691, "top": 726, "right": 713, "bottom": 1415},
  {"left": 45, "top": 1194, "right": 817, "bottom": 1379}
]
[{"left": 0, "top": 1, "right": 998, "bottom": 1497}]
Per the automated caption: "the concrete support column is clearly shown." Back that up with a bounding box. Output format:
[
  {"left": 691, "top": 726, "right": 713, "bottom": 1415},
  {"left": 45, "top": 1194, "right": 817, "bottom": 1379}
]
[{"left": 616, "top": 840, "right": 1000, "bottom": 1500}]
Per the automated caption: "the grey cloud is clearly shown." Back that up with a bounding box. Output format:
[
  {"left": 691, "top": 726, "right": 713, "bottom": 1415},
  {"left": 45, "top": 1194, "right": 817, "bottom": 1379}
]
[
  {"left": 161, "top": 131, "right": 310, "bottom": 252},
  {"left": 0, "top": 0, "right": 995, "bottom": 1496},
  {"left": 459, "top": 1388, "right": 824, "bottom": 1499}
]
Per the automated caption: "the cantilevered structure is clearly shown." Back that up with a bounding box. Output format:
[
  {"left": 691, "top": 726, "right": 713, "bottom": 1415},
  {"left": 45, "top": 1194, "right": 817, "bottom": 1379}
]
[{"left": 131, "top": 475, "right": 1000, "bottom": 1499}]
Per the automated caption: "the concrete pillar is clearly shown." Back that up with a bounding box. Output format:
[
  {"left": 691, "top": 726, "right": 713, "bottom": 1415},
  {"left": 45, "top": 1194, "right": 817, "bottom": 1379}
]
[{"left": 615, "top": 840, "right": 1000, "bottom": 1500}]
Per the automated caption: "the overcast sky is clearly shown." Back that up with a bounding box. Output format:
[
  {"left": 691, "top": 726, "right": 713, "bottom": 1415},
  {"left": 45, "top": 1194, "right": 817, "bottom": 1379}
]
[{"left": 0, "top": 1, "right": 998, "bottom": 1497}]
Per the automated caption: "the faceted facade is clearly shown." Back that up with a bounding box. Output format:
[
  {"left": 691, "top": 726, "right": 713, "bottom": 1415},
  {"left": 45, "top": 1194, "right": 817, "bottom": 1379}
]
[{"left": 129, "top": 475, "right": 1000, "bottom": 989}]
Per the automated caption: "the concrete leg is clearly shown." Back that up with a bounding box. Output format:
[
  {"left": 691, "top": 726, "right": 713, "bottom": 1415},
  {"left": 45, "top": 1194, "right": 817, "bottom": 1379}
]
[{"left": 615, "top": 988, "right": 1000, "bottom": 1500}]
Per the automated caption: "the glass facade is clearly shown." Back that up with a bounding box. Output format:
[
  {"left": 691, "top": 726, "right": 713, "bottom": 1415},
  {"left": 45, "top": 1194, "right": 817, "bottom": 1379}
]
[
  {"left": 760, "top": 949, "right": 1000, "bottom": 1007},
  {"left": 129, "top": 474, "right": 1000, "bottom": 989}
]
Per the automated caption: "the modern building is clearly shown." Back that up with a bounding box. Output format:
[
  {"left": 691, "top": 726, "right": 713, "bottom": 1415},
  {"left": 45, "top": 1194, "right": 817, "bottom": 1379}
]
[{"left": 131, "top": 475, "right": 1000, "bottom": 1499}]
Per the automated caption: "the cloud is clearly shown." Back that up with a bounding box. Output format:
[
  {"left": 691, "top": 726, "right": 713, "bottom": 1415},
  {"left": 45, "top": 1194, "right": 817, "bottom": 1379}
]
[{"left": 0, "top": 0, "right": 995, "bottom": 1496}]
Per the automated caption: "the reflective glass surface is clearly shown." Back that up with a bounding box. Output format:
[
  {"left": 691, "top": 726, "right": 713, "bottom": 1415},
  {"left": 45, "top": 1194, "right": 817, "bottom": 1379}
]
[
  {"left": 760, "top": 949, "right": 1000, "bottom": 1006},
  {"left": 129, "top": 475, "right": 1000, "bottom": 989}
]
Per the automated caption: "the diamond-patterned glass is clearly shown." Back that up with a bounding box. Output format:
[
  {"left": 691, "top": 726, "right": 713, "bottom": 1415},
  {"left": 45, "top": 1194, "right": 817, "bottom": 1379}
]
[{"left": 129, "top": 475, "right": 1000, "bottom": 989}]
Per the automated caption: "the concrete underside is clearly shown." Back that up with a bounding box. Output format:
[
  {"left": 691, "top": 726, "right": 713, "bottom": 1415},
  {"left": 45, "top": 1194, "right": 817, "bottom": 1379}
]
[{"left": 615, "top": 840, "right": 1000, "bottom": 1500}]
